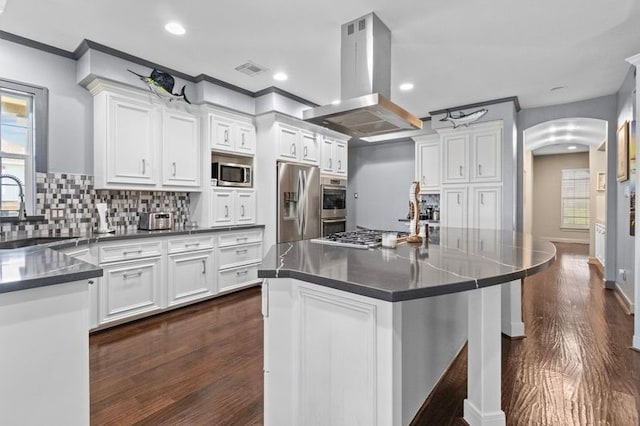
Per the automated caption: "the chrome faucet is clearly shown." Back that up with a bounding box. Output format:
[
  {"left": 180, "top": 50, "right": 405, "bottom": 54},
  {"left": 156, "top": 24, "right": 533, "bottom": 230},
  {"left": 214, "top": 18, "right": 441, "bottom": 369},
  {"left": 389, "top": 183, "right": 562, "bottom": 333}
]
[{"left": 0, "top": 174, "right": 27, "bottom": 221}]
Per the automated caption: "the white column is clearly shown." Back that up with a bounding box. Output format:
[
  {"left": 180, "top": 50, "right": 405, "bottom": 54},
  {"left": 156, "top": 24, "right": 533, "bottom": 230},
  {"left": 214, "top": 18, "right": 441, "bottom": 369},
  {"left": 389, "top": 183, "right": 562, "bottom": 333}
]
[
  {"left": 501, "top": 280, "right": 525, "bottom": 338},
  {"left": 464, "top": 285, "right": 506, "bottom": 426},
  {"left": 626, "top": 53, "right": 640, "bottom": 351}
]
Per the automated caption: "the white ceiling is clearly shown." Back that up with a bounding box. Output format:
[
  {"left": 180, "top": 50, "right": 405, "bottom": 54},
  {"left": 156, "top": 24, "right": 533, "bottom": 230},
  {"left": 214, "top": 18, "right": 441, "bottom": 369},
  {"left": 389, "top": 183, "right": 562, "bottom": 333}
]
[{"left": 1, "top": 0, "right": 640, "bottom": 117}]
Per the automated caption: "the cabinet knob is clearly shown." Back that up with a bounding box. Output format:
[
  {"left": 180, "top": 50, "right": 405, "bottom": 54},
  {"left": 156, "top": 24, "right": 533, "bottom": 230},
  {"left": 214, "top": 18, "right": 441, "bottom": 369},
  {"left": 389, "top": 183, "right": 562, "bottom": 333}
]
[{"left": 88, "top": 280, "right": 95, "bottom": 285}]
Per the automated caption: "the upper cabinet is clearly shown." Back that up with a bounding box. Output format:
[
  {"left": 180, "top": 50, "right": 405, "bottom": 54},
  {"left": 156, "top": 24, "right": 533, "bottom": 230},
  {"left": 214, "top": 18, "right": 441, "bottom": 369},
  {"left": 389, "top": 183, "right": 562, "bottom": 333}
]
[
  {"left": 414, "top": 134, "right": 441, "bottom": 192},
  {"left": 276, "top": 123, "right": 320, "bottom": 165},
  {"left": 441, "top": 122, "right": 502, "bottom": 184},
  {"left": 209, "top": 112, "right": 256, "bottom": 156},
  {"left": 89, "top": 80, "right": 201, "bottom": 191},
  {"left": 321, "top": 137, "right": 347, "bottom": 176}
]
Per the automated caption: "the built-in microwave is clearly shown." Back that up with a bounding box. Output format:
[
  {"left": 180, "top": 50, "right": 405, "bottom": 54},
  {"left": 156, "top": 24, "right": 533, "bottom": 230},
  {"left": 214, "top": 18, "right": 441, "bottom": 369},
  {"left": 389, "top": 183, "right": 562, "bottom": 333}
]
[{"left": 212, "top": 162, "right": 252, "bottom": 187}]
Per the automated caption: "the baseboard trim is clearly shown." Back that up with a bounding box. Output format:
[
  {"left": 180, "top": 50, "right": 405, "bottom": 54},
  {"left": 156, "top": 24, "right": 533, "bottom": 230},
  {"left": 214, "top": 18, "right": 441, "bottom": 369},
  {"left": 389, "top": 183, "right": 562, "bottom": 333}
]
[
  {"left": 463, "top": 399, "right": 506, "bottom": 426},
  {"left": 632, "top": 336, "right": 640, "bottom": 352},
  {"left": 541, "top": 236, "right": 589, "bottom": 245},
  {"left": 613, "top": 283, "right": 634, "bottom": 315},
  {"left": 501, "top": 321, "right": 525, "bottom": 339}
]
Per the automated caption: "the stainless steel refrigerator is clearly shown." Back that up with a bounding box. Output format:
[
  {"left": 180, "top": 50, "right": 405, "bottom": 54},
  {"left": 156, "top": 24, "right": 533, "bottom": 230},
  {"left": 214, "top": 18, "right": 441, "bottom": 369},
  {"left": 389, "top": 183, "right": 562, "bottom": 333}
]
[{"left": 277, "top": 162, "right": 320, "bottom": 243}]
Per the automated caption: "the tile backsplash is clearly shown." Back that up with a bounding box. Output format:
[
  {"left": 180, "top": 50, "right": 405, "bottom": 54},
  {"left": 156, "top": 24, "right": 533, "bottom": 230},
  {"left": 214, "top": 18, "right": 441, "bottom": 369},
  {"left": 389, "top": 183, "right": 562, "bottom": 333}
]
[{"left": 0, "top": 172, "right": 190, "bottom": 237}]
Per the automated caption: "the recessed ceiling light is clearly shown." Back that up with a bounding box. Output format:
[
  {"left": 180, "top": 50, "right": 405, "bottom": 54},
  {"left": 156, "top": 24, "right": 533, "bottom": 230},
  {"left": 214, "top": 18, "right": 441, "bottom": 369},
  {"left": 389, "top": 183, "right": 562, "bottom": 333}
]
[
  {"left": 273, "top": 72, "right": 288, "bottom": 82},
  {"left": 331, "top": 99, "right": 341, "bottom": 105},
  {"left": 399, "top": 83, "right": 414, "bottom": 91},
  {"left": 550, "top": 86, "right": 565, "bottom": 92},
  {"left": 0, "top": 0, "right": 6, "bottom": 14},
  {"left": 568, "top": 145, "right": 577, "bottom": 150},
  {"left": 165, "top": 22, "right": 186, "bottom": 36}
]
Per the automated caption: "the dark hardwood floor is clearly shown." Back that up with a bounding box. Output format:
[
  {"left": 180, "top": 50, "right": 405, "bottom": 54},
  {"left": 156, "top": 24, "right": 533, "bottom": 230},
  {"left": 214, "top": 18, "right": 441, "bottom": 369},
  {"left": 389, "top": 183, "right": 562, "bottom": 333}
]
[{"left": 91, "top": 243, "right": 640, "bottom": 425}]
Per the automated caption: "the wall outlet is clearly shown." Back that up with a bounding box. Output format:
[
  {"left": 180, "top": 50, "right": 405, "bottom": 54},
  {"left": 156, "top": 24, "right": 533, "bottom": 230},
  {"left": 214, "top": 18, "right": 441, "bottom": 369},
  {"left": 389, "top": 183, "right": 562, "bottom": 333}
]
[{"left": 619, "top": 269, "right": 627, "bottom": 281}]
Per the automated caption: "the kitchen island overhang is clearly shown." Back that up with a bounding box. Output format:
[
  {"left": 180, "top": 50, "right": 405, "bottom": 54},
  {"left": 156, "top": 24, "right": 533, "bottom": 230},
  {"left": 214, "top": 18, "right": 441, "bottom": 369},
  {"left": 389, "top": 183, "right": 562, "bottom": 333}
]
[{"left": 259, "top": 228, "right": 556, "bottom": 426}]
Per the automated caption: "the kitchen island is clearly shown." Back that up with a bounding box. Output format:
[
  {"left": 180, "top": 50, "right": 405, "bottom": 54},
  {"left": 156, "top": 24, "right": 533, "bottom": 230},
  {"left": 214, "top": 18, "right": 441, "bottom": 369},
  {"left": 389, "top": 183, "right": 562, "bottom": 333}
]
[{"left": 259, "top": 228, "right": 555, "bottom": 426}]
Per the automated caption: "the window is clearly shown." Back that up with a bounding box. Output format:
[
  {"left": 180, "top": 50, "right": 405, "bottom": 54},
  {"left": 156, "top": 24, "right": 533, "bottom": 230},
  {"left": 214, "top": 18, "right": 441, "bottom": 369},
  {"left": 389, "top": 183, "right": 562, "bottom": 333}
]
[
  {"left": 0, "top": 79, "right": 47, "bottom": 217},
  {"left": 561, "top": 168, "right": 590, "bottom": 229}
]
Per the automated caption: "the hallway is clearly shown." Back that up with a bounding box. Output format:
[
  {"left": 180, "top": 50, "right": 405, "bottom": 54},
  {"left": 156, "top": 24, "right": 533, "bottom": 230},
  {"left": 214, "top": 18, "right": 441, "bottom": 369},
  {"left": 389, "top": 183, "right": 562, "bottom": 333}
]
[{"left": 415, "top": 243, "right": 640, "bottom": 425}]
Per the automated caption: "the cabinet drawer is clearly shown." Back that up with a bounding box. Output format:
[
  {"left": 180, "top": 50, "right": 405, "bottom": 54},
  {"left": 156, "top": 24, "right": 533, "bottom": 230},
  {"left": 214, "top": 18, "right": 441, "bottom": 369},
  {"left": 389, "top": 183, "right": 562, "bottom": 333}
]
[
  {"left": 218, "top": 263, "right": 261, "bottom": 293},
  {"left": 218, "top": 229, "right": 263, "bottom": 247},
  {"left": 167, "top": 235, "right": 215, "bottom": 254},
  {"left": 218, "top": 242, "right": 262, "bottom": 269},
  {"left": 99, "top": 240, "right": 163, "bottom": 263}
]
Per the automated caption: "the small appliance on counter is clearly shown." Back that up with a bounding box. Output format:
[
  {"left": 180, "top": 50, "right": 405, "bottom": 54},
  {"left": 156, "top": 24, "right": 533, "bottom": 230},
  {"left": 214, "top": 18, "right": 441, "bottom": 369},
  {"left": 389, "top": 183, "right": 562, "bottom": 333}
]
[{"left": 139, "top": 212, "right": 173, "bottom": 231}]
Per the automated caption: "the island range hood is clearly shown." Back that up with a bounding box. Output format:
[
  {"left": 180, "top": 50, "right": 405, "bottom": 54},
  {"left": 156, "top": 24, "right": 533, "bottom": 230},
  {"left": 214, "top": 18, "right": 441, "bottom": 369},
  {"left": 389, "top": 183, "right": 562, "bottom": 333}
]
[{"left": 303, "top": 13, "right": 422, "bottom": 139}]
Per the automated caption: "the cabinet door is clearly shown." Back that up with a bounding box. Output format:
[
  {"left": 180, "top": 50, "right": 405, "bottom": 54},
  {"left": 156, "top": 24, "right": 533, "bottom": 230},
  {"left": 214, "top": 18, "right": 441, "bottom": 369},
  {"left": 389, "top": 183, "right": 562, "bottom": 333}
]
[
  {"left": 442, "top": 187, "right": 467, "bottom": 228},
  {"left": 472, "top": 186, "right": 501, "bottom": 230},
  {"left": 335, "top": 141, "right": 347, "bottom": 175},
  {"left": 218, "top": 263, "right": 260, "bottom": 294},
  {"left": 107, "top": 95, "right": 157, "bottom": 185},
  {"left": 211, "top": 188, "right": 235, "bottom": 226},
  {"left": 321, "top": 138, "right": 334, "bottom": 173},
  {"left": 471, "top": 127, "right": 501, "bottom": 182},
  {"left": 235, "top": 189, "right": 256, "bottom": 225},
  {"left": 167, "top": 250, "right": 215, "bottom": 306},
  {"left": 278, "top": 124, "right": 299, "bottom": 160},
  {"left": 211, "top": 115, "right": 234, "bottom": 152},
  {"left": 99, "top": 257, "right": 163, "bottom": 324},
  {"left": 417, "top": 141, "right": 441, "bottom": 190},
  {"left": 162, "top": 109, "right": 200, "bottom": 187},
  {"left": 236, "top": 122, "right": 256, "bottom": 155},
  {"left": 442, "top": 132, "right": 469, "bottom": 183},
  {"left": 300, "top": 130, "right": 320, "bottom": 165}
]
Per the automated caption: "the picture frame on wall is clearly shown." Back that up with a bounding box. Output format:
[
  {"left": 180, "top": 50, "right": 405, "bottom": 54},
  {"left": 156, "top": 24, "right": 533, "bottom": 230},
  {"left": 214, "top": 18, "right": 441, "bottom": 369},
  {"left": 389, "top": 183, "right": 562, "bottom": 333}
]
[
  {"left": 596, "top": 171, "right": 606, "bottom": 191},
  {"left": 617, "top": 121, "right": 629, "bottom": 182}
]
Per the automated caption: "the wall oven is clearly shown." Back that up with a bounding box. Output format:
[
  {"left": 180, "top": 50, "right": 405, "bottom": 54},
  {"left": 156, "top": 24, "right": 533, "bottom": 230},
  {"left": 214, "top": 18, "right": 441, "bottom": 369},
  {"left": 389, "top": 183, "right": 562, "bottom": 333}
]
[
  {"left": 212, "top": 162, "right": 252, "bottom": 187},
  {"left": 321, "top": 218, "right": 347, "bottom": 237},
  {"left": 321, "top": 177, "right": 346, "bottom": 219}
]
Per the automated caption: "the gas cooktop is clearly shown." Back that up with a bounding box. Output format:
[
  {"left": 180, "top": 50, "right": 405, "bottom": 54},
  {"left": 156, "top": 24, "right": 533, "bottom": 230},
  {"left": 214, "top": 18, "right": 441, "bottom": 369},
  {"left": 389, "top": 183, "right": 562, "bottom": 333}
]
[{"left": 311, "top": 229, "right": 409, "bottom": 249}]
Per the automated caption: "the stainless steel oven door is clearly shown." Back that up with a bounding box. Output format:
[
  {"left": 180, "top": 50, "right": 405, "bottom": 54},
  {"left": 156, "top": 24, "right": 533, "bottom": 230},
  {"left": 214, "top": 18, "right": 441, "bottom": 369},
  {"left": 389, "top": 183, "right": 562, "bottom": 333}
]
[
  {"left": 321, "top": 218, "right": 346, "bottom": 237},
  {"left": 321, "top": 185, "right": 346, "bottom": 219}
]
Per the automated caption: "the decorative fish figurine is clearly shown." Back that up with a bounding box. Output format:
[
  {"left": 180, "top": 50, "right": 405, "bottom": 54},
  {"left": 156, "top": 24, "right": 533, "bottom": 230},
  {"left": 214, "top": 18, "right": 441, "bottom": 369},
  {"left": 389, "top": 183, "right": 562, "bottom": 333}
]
[
  {"left": 439, "top": 108, "right": 488, "bottom": 128},
  {"left": 128, "top": 69, "right": 191, "bottom": 104}
]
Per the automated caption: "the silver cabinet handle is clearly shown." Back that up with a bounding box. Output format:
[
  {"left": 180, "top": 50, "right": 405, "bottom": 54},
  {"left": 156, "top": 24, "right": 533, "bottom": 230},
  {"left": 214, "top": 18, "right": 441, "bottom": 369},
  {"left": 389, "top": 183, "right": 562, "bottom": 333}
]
[
  {"left": 224, "top": 205, "right": 229, "bottom": 218},
  {"left": 457, "top": 194, "right": 460, "bottom": 204},
  {"left": 480, "top": 193, "right": 484, "bottom": 204},
  {"left": 123, "top": 271, "right": 142, "bottom": 279},
  {"left": 459, "top": 165, "right": 463, "bottom": 176},
  {"left": 236, "top": 269, "right": 249, "bottom": 276},
  {"left": 422, "top": 175, "right": 426, "bottom": 185},
  {"left": 185, "top": 242, "right": 201, "bottom": 247},
  {"left": 236, "top": 236, "right": 249, "bottom": 242},
  {"left": 123, "top": 249, "right": 143, "bottom": 255},
  {"left": 303, "top": 146, "right": 308, "bottom": 158},
  {"left": 338, "top": 160, "right": 342, "bottom": 170},
  {"left": 172, "top": 162, "right": 177, "bottom": 177},
  {"left": 241, "top": 205, "right": 245, "bottom": 217},
  {"left": 478, "top": 164, "right": 482, "bottom": 176},
  {"left": 292, "top": 143, "right": 297, "bottom": 156},
  {"left": 329, "top": 158, "right": 333, "bottom": 169},
  {"left": 224, "top": 129, "right": 229, "bottom": 143},
  {"left": 241, "top": 133, "right": 245, "bottom": 146},
  {"left": 142, "top": 159, "right": 146, "bottom": 175},
  {"left": 202, "top": 259, "right": 206, "bottom": 275},
  {"left": 236, "top": 248, "right": 248, "bottom": 254}
]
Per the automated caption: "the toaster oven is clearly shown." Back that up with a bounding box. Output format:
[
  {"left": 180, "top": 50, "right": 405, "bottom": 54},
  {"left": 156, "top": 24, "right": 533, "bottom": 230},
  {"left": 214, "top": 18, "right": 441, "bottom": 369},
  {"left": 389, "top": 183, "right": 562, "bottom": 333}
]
[{"left": 139, "top": 212, "right": 173, "bottom": 230}]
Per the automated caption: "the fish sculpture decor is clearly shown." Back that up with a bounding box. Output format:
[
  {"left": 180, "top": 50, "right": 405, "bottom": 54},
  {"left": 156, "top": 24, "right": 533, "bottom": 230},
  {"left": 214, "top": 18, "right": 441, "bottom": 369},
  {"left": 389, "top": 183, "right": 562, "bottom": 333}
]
[
  {"left": 440, "top": 108, "right": 488, "bottom": 128},
  {"left": 128, "top": 68, "right": 191, "bottom": 104}
]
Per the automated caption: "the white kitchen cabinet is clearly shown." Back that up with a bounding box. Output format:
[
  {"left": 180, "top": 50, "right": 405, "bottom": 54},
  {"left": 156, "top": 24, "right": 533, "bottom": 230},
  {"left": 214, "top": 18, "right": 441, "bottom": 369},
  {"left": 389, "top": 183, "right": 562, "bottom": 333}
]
[
  {"left": 414, "top": 134, "right": 441, "bottom": 191},
  {"left": 105, "top": 94, "right": 158, "bottom": 186},
  {"left": 441, "top": 122, "right": 502, "bottom": 184},
  {"left": 211, "top": 187, "right": 257, "bottom": 226},
  {"left": 471, "top": 186, "right": 502, "bottom": 229},
  {"left": 210, "top": 113, "right": 256, "bottom": 156},
  {"left": 595, "top": 223, "right": 606, "bottom": 266},
  {"left": 162, "top": 108, "right": 200, "bottom": 187},
  {"left": 216, "top": 229, "right": 263, "bottom": 294},
  {"left": 167, "top": 249, "right": 215, "bottom": 307},
  {"left": 321, "top": 137, "right": 348, "bottom": 176},
  {"left": 99, "top": 256, "right": 163, "bottom": 325},
  {"left": 59, "top": 247, "right": 99, "bottom": 330},
  {"left": 442, "top": 187, "right": 468, "bottom": 228},
  {"left": 277, "top": 123, "right": 320, "bottom": 165}
]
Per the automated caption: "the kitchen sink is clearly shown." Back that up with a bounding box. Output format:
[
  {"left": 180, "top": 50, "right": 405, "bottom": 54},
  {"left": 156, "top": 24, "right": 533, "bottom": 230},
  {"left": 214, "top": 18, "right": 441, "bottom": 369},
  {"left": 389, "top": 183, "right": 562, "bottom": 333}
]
[{"left": 0, "top": 237, "right": 75, "bottom": 249}]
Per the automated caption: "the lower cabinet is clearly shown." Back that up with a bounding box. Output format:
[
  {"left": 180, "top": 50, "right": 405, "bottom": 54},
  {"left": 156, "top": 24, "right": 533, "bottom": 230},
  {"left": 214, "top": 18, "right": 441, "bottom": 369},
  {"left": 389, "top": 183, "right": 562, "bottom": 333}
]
[
  {"left": 217, "top": 229, "right": 263, "bottom": 294},
  {"left": 211, "top": 188, "right": 256, "bottom": 226},
  {"left": 99, "top": 256, "right": 164, "bottom": 325},
  {"left": 167, "top": 249, "right": 215, "bottom": 306}
]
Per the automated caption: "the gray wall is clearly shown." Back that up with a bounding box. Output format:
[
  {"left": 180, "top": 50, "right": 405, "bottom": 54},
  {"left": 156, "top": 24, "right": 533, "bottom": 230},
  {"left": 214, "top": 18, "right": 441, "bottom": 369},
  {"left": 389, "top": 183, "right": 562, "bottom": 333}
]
[
  {"left": 0, "top": 39, "right": 93, "bottom": 174},
  {"left": 532, "top": 152, "right": 590, "bottom": 243},
  {"left": 347, "top": 139, "right": 415, "bottom": 233},
  {"left": 517, "top": 94, "right": 619, "bottom": 284},
  {"left": 615, "top": 67, "right": 636, "bottom": 300}
]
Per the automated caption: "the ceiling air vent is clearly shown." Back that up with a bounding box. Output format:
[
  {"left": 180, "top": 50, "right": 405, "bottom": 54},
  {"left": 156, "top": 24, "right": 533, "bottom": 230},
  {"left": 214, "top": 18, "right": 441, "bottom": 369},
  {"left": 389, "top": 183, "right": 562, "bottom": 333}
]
[{"left": 235, "top": 61, "right": 268, "bottom": 77}]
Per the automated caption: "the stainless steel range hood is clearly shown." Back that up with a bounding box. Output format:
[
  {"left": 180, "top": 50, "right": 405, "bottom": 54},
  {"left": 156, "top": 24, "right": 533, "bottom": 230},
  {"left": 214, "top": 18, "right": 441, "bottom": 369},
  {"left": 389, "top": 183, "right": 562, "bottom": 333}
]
[{"left": 303, "top": 13, "right": 422, "bottom": 139}]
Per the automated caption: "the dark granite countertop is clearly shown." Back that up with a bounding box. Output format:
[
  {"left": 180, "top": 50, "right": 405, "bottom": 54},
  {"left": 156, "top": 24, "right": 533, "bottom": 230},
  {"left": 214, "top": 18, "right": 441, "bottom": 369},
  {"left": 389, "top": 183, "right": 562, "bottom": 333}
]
[
  {"left": 258, "top": 228, "right": 556, "bottom": 302},
  {"left": 0, "top": 224, "right": 264, "bottom": 294}
]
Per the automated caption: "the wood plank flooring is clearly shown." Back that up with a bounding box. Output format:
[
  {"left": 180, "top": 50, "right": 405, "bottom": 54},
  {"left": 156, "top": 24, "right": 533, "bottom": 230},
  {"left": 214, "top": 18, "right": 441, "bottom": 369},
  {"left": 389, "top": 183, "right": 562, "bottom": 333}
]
[{"left": 90, "top": 243, "right": 640, "bottom": 425}]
